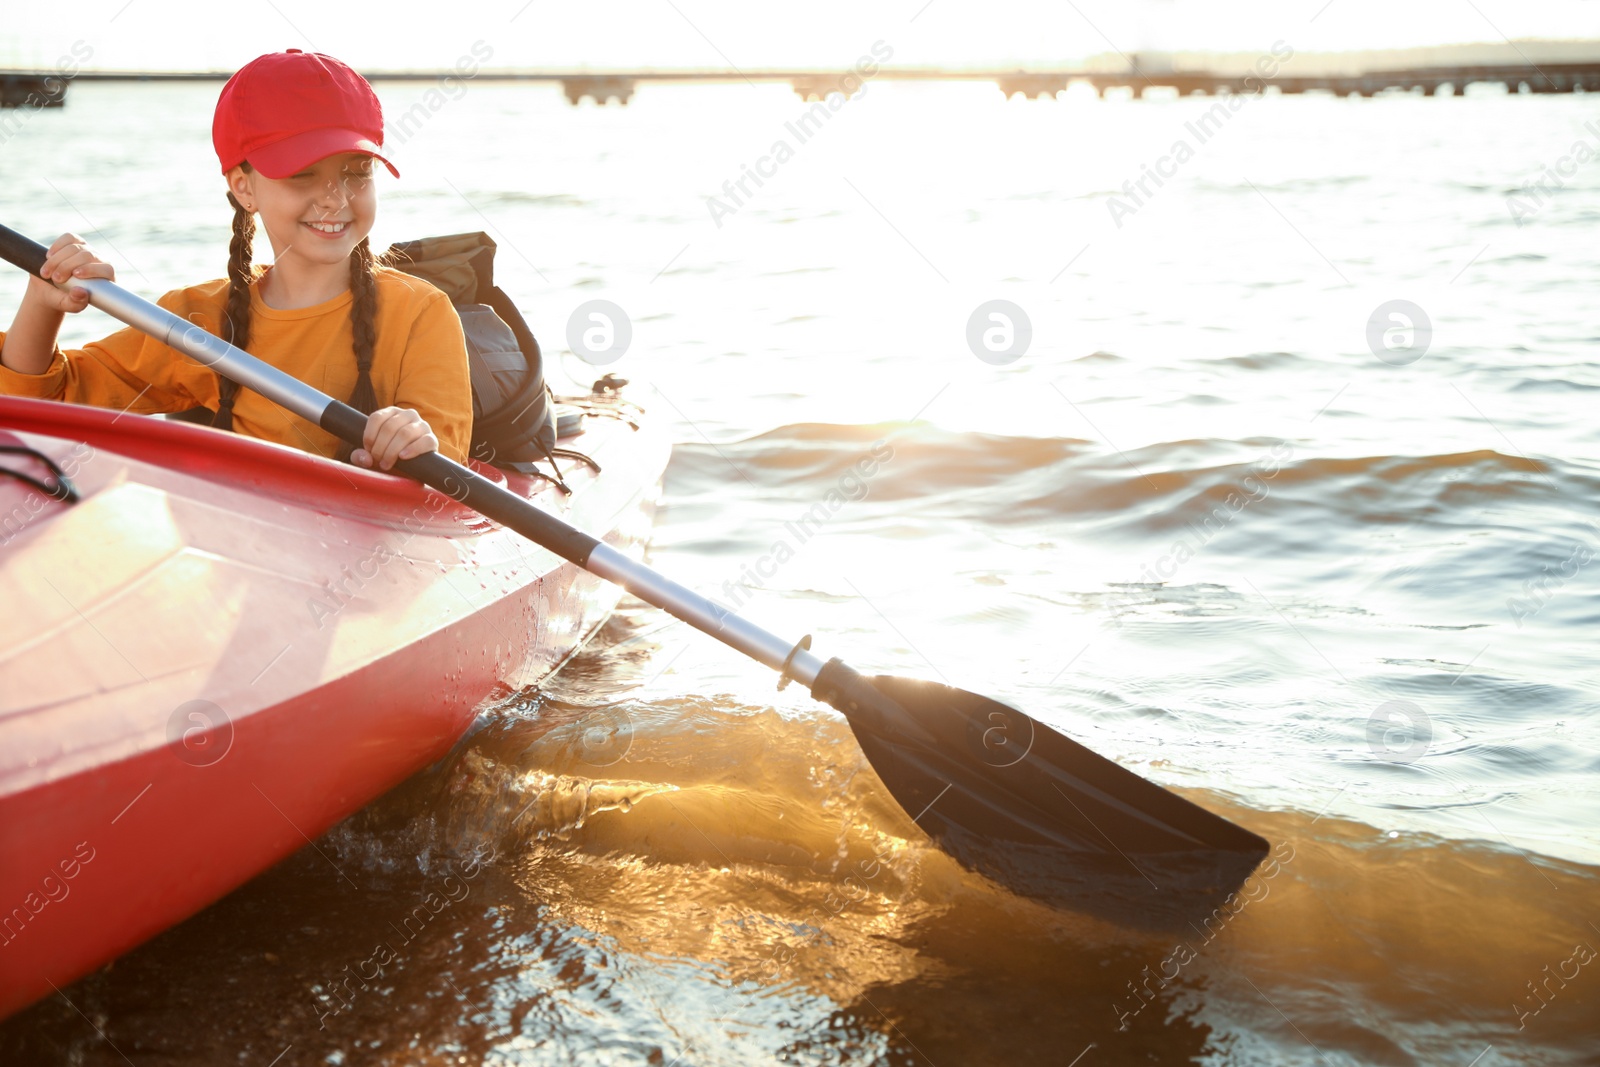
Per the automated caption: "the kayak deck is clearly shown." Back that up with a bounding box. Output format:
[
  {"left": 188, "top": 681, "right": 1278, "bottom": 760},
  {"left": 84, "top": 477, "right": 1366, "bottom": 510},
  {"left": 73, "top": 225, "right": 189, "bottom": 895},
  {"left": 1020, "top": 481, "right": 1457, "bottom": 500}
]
[{"left": 0, "top": 393, "right": 668, "bottom": 1019}]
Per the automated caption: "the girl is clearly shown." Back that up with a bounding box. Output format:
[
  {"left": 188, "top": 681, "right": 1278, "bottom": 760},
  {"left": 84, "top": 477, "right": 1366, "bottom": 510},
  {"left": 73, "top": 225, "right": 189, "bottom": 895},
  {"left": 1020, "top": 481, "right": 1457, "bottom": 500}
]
[{"left": 0, "top": 49, "right": 471, "bottom": 471}]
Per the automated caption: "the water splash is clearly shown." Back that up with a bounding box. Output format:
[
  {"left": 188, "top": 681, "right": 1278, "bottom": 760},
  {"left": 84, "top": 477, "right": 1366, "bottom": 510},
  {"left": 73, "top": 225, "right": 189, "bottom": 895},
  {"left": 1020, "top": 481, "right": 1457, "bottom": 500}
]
[{"left": 448, "top": 749, "right": 677, "bottom": 844}]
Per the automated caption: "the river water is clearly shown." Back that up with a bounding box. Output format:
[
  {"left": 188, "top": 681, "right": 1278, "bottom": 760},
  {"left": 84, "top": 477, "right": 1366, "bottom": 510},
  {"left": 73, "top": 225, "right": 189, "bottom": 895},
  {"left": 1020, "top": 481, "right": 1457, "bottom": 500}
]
[{"left": 1, "top": 66, "right": 1598, "bottom": 1066}]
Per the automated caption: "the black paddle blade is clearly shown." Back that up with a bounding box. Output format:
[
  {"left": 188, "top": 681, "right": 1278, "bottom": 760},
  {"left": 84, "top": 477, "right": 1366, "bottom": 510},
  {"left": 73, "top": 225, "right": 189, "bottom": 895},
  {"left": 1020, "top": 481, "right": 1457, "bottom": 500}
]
[{"left": 810, "top": 659, "right": 1269, "bottom": 927}]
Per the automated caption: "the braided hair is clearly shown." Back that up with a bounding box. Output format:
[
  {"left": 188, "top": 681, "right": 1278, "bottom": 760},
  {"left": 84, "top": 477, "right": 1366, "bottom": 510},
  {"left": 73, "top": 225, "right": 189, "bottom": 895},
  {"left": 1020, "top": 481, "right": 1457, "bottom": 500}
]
[
  {"left": 216, "top": 163, "right": 382, "bottom": 450},
  {"left": 215, "top": 183, "right": 257, "bottom": 431},
  {"left": 346, "top": 235, "right": 379, "bottom": 417}
]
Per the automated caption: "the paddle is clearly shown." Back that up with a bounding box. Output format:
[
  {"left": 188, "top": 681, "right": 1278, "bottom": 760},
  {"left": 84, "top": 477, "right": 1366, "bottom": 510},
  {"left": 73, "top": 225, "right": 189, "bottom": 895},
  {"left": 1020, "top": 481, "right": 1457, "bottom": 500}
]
[{"left": 0, "top": 222, "right": 1268, "bottom": 924}]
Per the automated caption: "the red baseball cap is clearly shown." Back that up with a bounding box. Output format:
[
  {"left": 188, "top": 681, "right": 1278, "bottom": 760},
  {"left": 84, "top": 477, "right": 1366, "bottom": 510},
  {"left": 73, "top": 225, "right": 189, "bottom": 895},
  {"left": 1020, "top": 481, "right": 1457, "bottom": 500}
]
[{"left": 213, "top": 50, "right": 399, "bottom": 179}]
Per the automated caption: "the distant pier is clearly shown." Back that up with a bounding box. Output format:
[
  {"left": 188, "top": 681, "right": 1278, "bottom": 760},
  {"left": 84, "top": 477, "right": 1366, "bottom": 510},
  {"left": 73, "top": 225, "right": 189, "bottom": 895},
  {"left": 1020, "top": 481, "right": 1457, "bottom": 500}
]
[
  {"left": 4, "top": 62, "right": 1596, "bottom": 108},
  {"left": 989, "top": 62, "right": 1600, "bottom": 99},
  {"left": 0, "top": 73, "right": 68, "bottom": 109}
]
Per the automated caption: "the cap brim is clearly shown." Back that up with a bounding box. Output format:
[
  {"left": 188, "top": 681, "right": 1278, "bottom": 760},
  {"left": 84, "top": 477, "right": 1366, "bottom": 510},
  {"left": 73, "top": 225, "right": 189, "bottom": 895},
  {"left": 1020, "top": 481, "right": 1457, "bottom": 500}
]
[{"left": 247, "top": 127, "right": 400, "bottom": 179}]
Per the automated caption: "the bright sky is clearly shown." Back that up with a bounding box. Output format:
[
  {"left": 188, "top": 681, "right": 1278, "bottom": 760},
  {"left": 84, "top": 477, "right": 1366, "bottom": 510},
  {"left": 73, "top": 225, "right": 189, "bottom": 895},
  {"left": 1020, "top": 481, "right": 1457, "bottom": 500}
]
[{"left": 2, "top": 0, "right": 1598, "bottom": 71}]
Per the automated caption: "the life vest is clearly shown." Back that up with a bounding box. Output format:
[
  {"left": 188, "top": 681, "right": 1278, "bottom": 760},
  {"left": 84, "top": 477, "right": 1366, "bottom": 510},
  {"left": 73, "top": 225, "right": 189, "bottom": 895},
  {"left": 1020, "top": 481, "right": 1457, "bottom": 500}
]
[{"left": 384, "top": 231, "right": 557, "bottom": 473}]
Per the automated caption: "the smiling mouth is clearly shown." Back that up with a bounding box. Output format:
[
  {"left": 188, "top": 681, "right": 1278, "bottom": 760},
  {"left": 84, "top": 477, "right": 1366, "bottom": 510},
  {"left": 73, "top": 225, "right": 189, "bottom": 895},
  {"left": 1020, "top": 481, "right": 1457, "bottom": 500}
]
[{"left": 302, "top": 220, "right": 352, "bottom": 236}]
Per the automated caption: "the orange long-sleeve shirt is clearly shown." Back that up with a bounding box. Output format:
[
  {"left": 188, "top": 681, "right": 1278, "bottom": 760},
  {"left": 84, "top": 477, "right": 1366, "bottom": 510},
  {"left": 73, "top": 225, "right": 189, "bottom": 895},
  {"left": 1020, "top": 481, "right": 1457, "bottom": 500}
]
[{"left": 0, "top": 267, "right": 472, "bottom": 463}]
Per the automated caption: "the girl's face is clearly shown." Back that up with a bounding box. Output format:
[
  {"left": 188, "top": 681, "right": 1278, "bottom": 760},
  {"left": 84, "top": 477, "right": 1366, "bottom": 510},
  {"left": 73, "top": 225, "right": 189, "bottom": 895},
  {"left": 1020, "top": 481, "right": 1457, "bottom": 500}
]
[{"left": 228, "top": 152, "right": 377, "bottom": 267}]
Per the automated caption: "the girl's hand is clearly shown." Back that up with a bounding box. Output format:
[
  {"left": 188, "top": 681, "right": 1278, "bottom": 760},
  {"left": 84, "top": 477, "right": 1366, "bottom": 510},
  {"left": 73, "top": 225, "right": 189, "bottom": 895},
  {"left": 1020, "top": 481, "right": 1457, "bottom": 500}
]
[
  {"left": 352, "top": 406, "right": 438, "bottom": 471},
  {"left": 28, "top": 233, "right": 115, "bottom": 314}
]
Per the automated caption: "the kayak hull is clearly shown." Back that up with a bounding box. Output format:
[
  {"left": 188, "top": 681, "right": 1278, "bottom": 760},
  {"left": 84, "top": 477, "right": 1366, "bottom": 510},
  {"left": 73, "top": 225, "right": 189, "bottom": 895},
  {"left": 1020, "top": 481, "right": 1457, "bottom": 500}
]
[{"left": 0, "top": 394, "right": 667, "bottom": 1020}]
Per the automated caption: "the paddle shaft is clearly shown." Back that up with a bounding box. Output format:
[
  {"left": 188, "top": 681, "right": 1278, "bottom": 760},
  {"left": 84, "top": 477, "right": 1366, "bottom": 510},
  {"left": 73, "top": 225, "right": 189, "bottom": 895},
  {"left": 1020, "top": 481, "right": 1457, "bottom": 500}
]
[{"left": 0, "top": 223, "right": 827, "bottom": 688}]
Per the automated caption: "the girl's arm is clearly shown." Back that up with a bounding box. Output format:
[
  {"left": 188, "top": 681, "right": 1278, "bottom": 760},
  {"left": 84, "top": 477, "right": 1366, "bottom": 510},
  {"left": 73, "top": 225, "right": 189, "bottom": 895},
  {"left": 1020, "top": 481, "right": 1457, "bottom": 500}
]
[
  {"left": 0, "top": 236, "right": 209, "bottom": 414},
  {"left": 384, "top": 288, "right": 475, "bottom": 466},
  {"left": 0, "top": 233, "right": 113, "bottom": 374}
]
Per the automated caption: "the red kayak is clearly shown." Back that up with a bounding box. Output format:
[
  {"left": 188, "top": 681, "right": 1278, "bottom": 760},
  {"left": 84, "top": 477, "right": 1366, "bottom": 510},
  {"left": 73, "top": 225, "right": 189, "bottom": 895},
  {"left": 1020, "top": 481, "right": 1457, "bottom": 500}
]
[{"left": 0, "top": 391, "right": 668, "bottom": 1020}]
